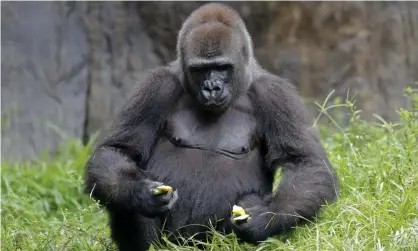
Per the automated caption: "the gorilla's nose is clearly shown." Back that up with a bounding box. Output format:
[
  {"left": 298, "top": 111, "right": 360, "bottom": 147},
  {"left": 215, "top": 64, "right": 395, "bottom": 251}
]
[{"left": 202, "top": 80, "right": 223, "bottom": 100}]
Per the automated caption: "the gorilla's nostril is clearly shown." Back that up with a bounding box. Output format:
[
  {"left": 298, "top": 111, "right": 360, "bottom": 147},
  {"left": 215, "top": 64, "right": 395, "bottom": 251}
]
[
  {"left": 202, "top": 79, "right": 223, "bottom": 100},
  {"left": 213, "top": 86, "right": 222, "bottom": 91}
]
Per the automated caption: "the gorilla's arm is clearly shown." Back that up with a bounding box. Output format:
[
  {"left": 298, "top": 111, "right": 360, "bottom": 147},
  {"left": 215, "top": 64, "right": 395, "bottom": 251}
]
[
  {"left": 84, "top": 67, "right": 183, "bottom": 216},
  {"left": 234, "top": 73, "right": 339, "bottom": 242}
]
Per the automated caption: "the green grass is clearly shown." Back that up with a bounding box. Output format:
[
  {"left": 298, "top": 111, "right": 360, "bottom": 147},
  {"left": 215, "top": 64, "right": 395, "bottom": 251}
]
[{"left": 2, "top": 88, "right": 418, "bottom": 251}]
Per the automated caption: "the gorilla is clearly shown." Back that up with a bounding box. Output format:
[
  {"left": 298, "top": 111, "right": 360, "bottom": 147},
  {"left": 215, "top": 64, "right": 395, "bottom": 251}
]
[{"left": 84, "top": 3, "right": 339, "bottom": 251}]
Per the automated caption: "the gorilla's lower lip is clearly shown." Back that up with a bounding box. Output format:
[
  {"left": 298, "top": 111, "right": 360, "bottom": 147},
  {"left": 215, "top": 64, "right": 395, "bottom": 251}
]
[{"left": 203, "top": 97, "right": 228, "bottom": 106}]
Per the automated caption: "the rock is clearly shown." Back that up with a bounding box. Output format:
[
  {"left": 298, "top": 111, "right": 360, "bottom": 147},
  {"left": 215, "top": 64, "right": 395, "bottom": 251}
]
[
  {"left": 250, "top": 2, "right": 418, "bottom": 121},
  {"left": 83, "top": 2, "right": 161, "bottom": 138},
  {"left": 1, "top": 1, "right": 88, "bottom": 161}
]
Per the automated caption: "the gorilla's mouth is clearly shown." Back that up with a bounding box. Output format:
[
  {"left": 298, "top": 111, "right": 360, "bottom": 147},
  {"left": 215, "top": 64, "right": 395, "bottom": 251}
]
[
  {"left": 196, "top": 90, "right": 230, "bottom": 109},
  {"left": 203, "top": 97, "right": 227, "bottom": 106},
  {"left": 202, "top": 96, "right": 229, "bottom": 109}
]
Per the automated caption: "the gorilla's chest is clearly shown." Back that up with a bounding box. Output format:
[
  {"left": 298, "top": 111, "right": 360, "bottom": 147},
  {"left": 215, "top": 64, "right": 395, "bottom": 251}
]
[
  {"left": 163, "top": 106, "right": 258, "bottom": 159},
  {"left": 148, "top": 101, "right": 271, "bottom": 231}
]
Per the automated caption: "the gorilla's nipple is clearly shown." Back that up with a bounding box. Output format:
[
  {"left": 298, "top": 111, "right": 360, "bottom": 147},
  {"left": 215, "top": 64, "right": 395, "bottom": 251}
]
[
  {"left": 241, "top": 146, "right": 249, "bottom": 153},
  {"left": 172, "top": 137, "right": 183, "bottom": 146}
]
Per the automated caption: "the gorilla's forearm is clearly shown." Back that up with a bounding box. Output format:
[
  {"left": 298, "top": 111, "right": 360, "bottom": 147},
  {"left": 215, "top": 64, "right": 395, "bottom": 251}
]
[
  {"left": 84, "top": 146, "right": 150, "bottom": 210},
  {"left": 266, "top": 155, "right": 338, "bottom": 233},
  {"left": 84, "top": 66, "right": 183, "bottom": 212},
  {"left": 238, "top": 73, "right": 339, "bottom": 241},
  {"left": 232, "top": 150, "right": 338, "bottom": 243},
  {"left": 85, "top": 145, "right": 179, "bottom": 217}
]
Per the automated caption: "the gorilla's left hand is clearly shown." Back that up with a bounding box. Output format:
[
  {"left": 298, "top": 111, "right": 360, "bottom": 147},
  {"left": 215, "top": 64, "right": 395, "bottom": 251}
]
[{"left": 230, "top": 194, "right": 276, "bottom": 243}]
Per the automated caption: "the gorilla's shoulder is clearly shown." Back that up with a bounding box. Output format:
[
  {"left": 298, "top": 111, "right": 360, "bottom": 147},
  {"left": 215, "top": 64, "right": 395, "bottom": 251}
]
[{"left": 250, "top": 68, "right": 299, "bottom": 99}]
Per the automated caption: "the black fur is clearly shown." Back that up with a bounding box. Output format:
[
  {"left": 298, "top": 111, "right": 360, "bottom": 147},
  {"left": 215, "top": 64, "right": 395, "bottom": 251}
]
[{"left": 84, "top": 4, "right": 339, "bottom": 251}]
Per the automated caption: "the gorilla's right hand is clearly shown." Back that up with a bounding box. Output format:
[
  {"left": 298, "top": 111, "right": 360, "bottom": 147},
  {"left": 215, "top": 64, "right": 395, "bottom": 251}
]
[{"left": 135, "top": 180, "right": 179, "bottom": 217}]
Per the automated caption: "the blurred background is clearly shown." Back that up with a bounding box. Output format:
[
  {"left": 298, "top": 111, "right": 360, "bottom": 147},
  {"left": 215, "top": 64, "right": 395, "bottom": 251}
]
[{"left": 2, "top": 1, "right": 418, "bottom": 161}]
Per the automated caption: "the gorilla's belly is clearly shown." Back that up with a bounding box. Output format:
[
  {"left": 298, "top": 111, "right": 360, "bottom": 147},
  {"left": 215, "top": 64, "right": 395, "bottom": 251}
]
[{"left": 145, "top": 139, "right": 272, "bottom": 234}]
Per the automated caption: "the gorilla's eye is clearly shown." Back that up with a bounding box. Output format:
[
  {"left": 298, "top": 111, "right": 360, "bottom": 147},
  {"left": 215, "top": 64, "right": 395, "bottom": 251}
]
[
  {"left": 215, "top": 64, "right": 232, "bottom": 72},
  {"left": 189, "top": 66, "right": 205, "bottom": 73}
]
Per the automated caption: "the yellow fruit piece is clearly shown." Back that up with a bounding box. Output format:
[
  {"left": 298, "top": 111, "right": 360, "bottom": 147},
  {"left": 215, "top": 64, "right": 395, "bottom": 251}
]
[
  {"left": 232, "top": 205, "right": 246, "bottom": 216},
  {"left": 232, "top": 205, "right": 251, "bottom": 223},
  {"left": 232, "top": 214, "right": 251, "bottom": 223},
  {"left": 152, "top": 185, "right": 173, "bottom": 195},
  {"left": 157, "top": 185, "right": 173, "bottom": 192}
]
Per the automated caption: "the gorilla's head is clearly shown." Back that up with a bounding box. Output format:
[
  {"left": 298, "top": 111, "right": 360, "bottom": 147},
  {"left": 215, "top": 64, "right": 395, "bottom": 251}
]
[{"left": 176, "top": 3, "right": 254, "bottom": 114}]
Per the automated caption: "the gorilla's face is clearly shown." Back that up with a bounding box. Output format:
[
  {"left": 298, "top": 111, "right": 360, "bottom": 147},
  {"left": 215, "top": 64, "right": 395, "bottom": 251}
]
[
  {"left": 180, "top": 22, "right": 250, "bottom": 115},
  {"left": 185, "top": 60, "right": 234, "bottom": 114}
]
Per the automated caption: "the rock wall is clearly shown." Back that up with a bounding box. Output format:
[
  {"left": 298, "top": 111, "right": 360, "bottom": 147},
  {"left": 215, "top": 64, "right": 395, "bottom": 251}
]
[
  {"left": 1, "top": 2, "right": 88, "bottom": 160},
  {"left": 2, "top": 1, "right": 418, "bottom": 161}
]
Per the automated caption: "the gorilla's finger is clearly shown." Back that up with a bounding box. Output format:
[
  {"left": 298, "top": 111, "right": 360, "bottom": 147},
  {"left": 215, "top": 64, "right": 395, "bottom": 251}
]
[{"left": 166, "top": 190, "right": 179, "bottom": 209}]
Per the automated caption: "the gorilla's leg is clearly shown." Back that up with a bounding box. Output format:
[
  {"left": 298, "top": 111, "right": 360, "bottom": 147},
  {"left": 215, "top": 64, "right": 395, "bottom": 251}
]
[{"left": 109, "top": 209, "right": 161, "bottom": 251}]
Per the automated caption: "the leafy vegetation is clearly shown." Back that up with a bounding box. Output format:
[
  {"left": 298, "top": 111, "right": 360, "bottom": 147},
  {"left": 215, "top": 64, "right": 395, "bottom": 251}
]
[{"left": 2, "top": 87, "right": 418, "bottom": 250}]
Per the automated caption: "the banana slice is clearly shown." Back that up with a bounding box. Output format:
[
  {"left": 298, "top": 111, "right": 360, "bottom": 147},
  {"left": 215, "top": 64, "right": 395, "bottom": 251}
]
[
  {"left": 152, "top": 185, "right": 173, "bottom": 195},
  {"left": 233, "top": 214, "right": 251, "bottom": 223},
  {"left": 232, "top": 205, "right": 246, "bottom": 216},
  {"left": 232, "top": 205, "right": 251, "bottom": 223}
]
